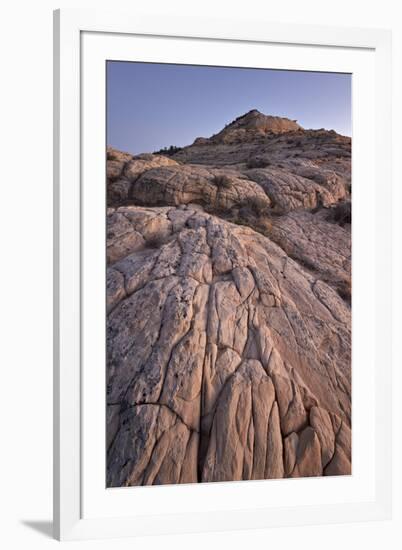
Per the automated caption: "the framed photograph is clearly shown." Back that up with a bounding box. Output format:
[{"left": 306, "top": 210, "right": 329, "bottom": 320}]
[{"left": 53, "top": 9, "right": 392, "bottom": 540}]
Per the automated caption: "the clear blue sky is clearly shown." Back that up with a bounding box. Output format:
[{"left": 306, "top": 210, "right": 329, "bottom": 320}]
[{"left": 107, "top": 61, "right": 351, "bottom": 154}]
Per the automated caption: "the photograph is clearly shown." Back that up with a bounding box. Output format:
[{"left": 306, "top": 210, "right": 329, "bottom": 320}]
[
  {"left": 0, "top": 1, "right": 396, "bottom": 546},
  {"left": 105, "top": 61, "right": 352, "bottom": 487}
]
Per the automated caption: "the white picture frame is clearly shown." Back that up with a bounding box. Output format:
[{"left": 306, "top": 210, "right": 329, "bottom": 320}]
[{"left": 53, "top": 8, "right": 392, "bottom": 541}]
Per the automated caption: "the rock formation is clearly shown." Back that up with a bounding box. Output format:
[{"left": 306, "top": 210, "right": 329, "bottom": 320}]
[{"left": 106, "top": 110, "right": 351, "bottom": 486}]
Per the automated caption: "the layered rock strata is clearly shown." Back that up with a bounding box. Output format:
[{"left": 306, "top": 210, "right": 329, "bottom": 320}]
[{"left": 106, "top": 110, "right": 352, "bottom": 486}]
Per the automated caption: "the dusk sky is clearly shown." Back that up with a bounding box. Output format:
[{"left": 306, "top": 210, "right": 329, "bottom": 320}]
[{"left": 107, "top": 61, "right": 351, "bottom": 154}]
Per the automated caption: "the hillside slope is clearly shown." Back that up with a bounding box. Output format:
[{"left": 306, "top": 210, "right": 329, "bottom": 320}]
[{"left": 106, "top": 111, "right": 351, "bottom": 486}]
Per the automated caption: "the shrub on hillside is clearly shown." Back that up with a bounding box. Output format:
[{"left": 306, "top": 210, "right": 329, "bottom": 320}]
[
  {"left": 212, "top": 174, "right": 232, "bottom": 188},
  {"left": 153, "top": 145, "right": 182, "bottom": 157},
  {"left": 240, "top": 196, "right": 269, "bottom": 217},
  {"left": 246, "top": 157, "right": 271, "bottom": 169},
  {"left": 327, "top": 201, "right": 351, "bottom": 226},
  {"left": 336, "top": 279, "right": 351, "bottom": 304}
]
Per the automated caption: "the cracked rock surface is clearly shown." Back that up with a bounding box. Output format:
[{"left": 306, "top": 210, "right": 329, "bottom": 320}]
[{"left": 106, "top": 110, "right": 351, "bottom": 486}]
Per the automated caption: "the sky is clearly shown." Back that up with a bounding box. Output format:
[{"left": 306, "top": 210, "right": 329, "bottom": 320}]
[{"left": 107, "top": 61, "right": 351, "bottom": 155}]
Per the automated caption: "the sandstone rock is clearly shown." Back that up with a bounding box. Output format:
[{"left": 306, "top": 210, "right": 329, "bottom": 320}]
[
  {"left": 107, "top": 147, "right": 133, "bottom": 163},
  {"left": 106, "top": 110, "right": 351, "bottom": 486},
  {"left": 245, "top": 165, "right": 346, "bottom": 213},
  {"left": 310, "top": 406, "right": 336, "bottom": 467},
  {"left": 269, "top": 209, "right": 351, "bottom": 303},
  {"left": 124, "top": 154, "right": 178, "bottom": 182},
  {"left": 202, "top": 360, "right": 276, "bottom": 482},
  {"left": 291, "top": 426, "right": 322, "bottom": 478},
  {"left": 265, "top": 401, "right": 284, "bottom": 479},
  {"left": 107, "top": 152, "right": 178, "bottom": 205},
  {"left": 131, "top": 164, "right": 271, "bottom": 214},
  {"left": 284, "top": 432, "right": 299, "bottom": 476},
  {"left": 209, "top": 110, "right": 301, "bottom": 145},
  {"left": 107, "top": 206, "right": 351, "bottom": 485},
  {"left": 106, "top": 210, "right": 145, "bottom": 263},
  {"left": 107, "top": 403, "right": 194, "bottom": 487},
  {"left": 173, "top": 119, "right": 351, "bottom": 168},
  {"left": 324, "top": 445, "right": 351, "bottom": 476},
  {"left": 107, "top": 160, "right": 126, "bottom": 181}
]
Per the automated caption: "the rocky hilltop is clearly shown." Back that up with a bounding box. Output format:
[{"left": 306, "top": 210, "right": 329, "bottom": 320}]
[
  {"left": 204, "top": 109, "right": 302, "bottom": 144},
  {"left": 106, "top": 111, "right": 351, "bottom": 486}
]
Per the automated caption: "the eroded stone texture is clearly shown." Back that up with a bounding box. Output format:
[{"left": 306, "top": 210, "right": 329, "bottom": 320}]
[
  {"left": 107, "top": 206, "right": 351, "bottom": 486},
  {"left": 106, "top": 111, "right": 351, "bottom": 486},
  {"left": 245, "top": 166, "right": 346, "bottom": 213},
  {"left": 107, "top": 148, "right": 178, "bottom": 205},
  {"left": 131, "top": 164, "right": 271, "bottom": 214},
  {"left": 270, "top": 209, "right": 351, "bottom": 302}
]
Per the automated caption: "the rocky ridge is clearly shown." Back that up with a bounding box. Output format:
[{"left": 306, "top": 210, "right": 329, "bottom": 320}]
[{"left": 106, "top": 110, "right": 351, "bottom": 486}]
